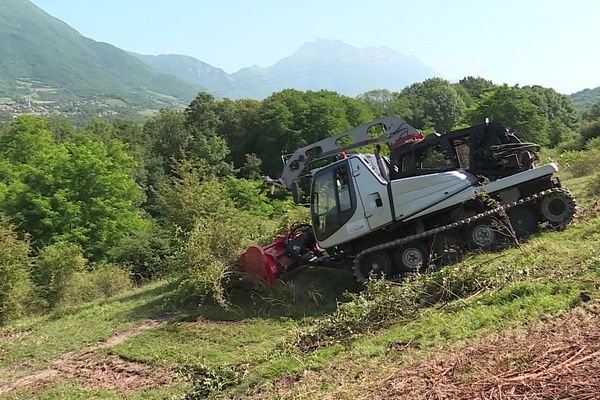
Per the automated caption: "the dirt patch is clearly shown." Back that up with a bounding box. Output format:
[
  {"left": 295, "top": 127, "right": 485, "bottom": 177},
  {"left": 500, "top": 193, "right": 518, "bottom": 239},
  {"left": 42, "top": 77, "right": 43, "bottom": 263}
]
[
  {"left": 359, "top": 304, "right": 600, "bottom": 400},
  {"left": 0, "top": 313, "right": 178, "bottom": 395},
  {"left": 99, "top": 316, "right": 172, "bottom": 348},
  {"left": 54, "top": 351, "right": 172, "bottom": 391}
]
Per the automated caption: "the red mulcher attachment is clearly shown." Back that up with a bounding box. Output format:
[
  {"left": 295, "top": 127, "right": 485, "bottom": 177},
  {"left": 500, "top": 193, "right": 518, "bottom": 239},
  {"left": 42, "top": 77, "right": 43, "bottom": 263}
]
[{"left": 239, "top": 224, "right": 317, "bottom": 283}]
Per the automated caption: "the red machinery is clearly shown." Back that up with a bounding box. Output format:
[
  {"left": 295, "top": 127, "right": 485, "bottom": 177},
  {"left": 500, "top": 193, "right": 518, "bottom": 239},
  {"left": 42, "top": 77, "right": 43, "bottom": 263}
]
[{"left": 239, "top": 224, "right": 319, "bottom": 283}]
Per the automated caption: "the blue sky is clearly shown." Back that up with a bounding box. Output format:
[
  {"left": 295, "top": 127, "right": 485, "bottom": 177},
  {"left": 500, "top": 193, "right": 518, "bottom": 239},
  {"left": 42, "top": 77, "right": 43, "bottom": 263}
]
[{"left": 32, "top": 0, "right": 600, "bottom": 94}]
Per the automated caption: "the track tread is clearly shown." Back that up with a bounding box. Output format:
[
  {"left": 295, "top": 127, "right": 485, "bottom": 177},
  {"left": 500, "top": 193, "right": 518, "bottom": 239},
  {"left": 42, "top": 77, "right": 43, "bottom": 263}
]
[{"left": 353, "top": 187, "right": 576, "bottom": 282}]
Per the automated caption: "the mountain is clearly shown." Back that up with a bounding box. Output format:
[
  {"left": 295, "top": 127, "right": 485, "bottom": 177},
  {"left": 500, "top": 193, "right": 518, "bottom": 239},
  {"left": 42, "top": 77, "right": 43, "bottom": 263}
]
[
  {"left": 136, "top": 39, "right": 440, "bottom": 99},
  {"left": 130, "top": 53, "right": 235, "bottom": 95},
  {"left": 0, "top": 0, "right": 198, "bottom": 110},
  {"left": 570, "top": 86, "right": 600, "bottom": 109}
]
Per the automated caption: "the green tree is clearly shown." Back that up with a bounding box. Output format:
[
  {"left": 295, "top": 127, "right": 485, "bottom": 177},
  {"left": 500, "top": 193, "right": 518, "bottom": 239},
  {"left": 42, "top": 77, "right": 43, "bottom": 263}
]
[
  {"left": 215, "top": 98, "right": 261, "bottom": 167},
  {"left": 185, "top": 92, "right": 234, "bottom": 176},
  {"left": 467, "top": 85, "right": 550, "bottom": 145},
  {"left": 401, "top": 78, "right": 466, "bottom": 132},
  {"left": 0, "top": 116, "right": 146, "bottom": 260},
  {"left": 239, "top": 153, "right": 263, "bottom": 180},
  {"left": 458, "top": 76, "right": 495, "bottom": 98},
  {"left": 583, "top": 100, "right": 600, "bottom": 122},
  {"left": 521, "top": 85, "right": 578, "bottom": 146}
]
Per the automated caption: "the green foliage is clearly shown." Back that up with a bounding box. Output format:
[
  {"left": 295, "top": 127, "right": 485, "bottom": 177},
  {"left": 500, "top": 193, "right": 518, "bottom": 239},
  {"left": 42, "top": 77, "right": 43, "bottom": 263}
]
[
  {"left": 0, "top": 116, "right": 146, "bottom": 260},
  {"left": 556, "top": 150, "right": 600, "bottom": 178},
  {"left": 580, "top": 120, "right": 600, "bottom": 143},
  {"left": 0, "top": 217, "right": 32, "bottom": 324},
  {"left": 89, "top": 264, "right": 132, "bottom": 298},
  {"left": 582, "top": 100, "right": 600, "bottom": 121},
  {"left": 238, "top": 153, "right": 263, "bottom": 180},
  {"left": 588, "top": 173, "right": 600, "bottom": 196},
  {"left": 110, "top": 222, "right": 173, "bottom": 282},
  {"left": 223, "top": 177, "right": 274, "bottom": 217},
  {"left": 32, "top": 242, "right": 87, "bottom": 309},
  {"left": 401, "top": 78, "right": 466, "bottom": 132},
  {"left": 467, "top": 85, "right": 550, "bottom": 145},
  {"left": 251, "top": 89, "right": 373, "bottom": 175},
  {"left": 458, "top": 76, "right": 495, "bottom": 98},
  {"left": 59, "top": 264, "right": 132, "bottom": 308},
  {"left": 356, "top": 89, "right": 411, "bottom": 119},
  {"left": 184, "top": 93, "right": 234, "bottom": 177},
  {"left": 174, "top": 195, "right": 273, "bottom": 307},
  {"left": 154, "top": 159, "right": 232, "bottom": 233},
  {"left": 160, "top": 161, "right": 276, "bottom": 306}
]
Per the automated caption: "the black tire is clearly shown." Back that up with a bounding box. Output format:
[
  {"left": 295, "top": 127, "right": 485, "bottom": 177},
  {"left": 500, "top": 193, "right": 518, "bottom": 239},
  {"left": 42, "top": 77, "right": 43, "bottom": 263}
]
[
  {"left": 394, "top": 242, "right": 428, "bottom": 272},
  {"left": 508, "top": 206, "right": 539, "bottom": 238},
  {"left": 465, "top": 221, "right": 497, "bottom": 250},
  {"left": 540, "top": 189, "right": 576, "bottom": 229},
  {"left": 432, "top": 232, "right": 464, "bottom": 266},
  {"left": 354, "top": 251, "right": 394, "bottom": 282}
]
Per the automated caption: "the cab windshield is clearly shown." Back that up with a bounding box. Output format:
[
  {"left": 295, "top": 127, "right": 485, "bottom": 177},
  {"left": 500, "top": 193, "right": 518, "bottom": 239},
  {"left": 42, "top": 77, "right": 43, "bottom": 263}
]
[{"left": 311, "top": 163, "right": 355, "bottom": 241}]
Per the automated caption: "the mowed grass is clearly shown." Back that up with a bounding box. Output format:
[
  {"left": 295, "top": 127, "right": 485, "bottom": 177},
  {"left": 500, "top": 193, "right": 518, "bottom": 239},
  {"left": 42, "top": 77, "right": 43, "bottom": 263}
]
[
  {"left": 2, "top": 174, "right": 597, "bottom": 399},
  {"left": 0, "top": 281, "right": 181, "bottom": 384}
]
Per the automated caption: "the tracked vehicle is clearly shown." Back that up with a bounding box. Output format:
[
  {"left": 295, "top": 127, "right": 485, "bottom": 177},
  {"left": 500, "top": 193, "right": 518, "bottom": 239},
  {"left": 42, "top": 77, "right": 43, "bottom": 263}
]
[{"left": 240, "top": 116, "right": 576, "bottom": 283}]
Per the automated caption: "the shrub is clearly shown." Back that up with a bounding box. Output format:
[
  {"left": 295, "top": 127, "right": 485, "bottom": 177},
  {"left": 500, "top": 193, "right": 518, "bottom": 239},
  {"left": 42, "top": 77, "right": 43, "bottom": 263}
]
[
  {"left": 32, "top": 242, "right": 87, "bottom": 309},
  {"left": 223, "top": 177, "right": 274, "bottom": 218},
  {"left": 588, "top": 174, "right": 600, "bottom": 196},
  {"left": 110, "top": 222, "right": 172, "bottom": 282},
  {"left": 580, "top": 120, "right": 600, "bottom": 143},
  {"left": 59, "top": 271, "right": 101, "bottom": 307},
  {"left": 155, "top": 159, "right": 237, "bottom": 234},
  {"left": 90, "top": 263, "right": 132, "bottom": 297},
  {"left": 556, "top": 150, "right": 600, "bottom": 178},
  {"left": 585, "top": 136, "right": 600, "bottom": 151},
  {"left": 58, "top": 264, "right": 132, "bottom": 308},
  {"left": 272, "top": 200, "right": 310, "bottom": 235},
  {"left": 175, "top": 209, "right": 272, "bottom": 307},
  {"left": 0, "top": 217, "right": 32, "bottom": 324}
]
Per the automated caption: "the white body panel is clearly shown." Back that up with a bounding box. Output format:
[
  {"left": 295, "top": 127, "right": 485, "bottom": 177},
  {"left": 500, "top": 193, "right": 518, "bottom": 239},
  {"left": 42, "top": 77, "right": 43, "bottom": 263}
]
[
  {"left": 391, "top": 171, "right": 475, "bottom": 220},
  {"left": 406, "top": 163, "right": 558, "bottom": 221}
]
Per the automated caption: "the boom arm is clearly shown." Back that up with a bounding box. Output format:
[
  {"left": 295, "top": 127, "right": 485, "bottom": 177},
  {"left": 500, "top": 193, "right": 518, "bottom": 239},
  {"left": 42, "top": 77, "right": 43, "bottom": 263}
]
[{"left": 280, "top": 116, "right": 421, "bottom": 190}]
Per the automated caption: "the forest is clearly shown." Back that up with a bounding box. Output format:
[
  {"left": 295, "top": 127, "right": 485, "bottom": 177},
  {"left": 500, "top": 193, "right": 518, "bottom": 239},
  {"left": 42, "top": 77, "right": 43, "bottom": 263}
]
[{"left": 1, "top": 76, "right": 600, "bottom": 324}]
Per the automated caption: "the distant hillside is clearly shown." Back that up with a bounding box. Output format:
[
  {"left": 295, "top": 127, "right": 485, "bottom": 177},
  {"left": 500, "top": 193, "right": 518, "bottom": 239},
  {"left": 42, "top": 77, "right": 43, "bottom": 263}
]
[
  {"left": 0, "top": 0, "right": 198, "bottom": 109},
  {"left": 130, "top": 53, "right": 235, "bottom": 94},
  {"left": 570, "top": 86, "right": 600, "bottom": 109},
  {"left": 136, "top": 39, "right": 440, "bottom": 99}
]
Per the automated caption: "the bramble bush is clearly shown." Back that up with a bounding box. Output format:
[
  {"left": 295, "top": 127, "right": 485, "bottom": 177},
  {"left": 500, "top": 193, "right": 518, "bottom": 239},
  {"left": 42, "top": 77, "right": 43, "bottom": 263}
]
[
  {"left": 59, "top": 263, "right": 132, "bottom": 308},
  {"left": 174, "top": 190, "right": 275, "bottom": 308},
  {"left": 0, "top": 217, "right": 33, "bottom": 325},
  {"left": 31, "top": 242, "right": 87, "bottom": 309}
]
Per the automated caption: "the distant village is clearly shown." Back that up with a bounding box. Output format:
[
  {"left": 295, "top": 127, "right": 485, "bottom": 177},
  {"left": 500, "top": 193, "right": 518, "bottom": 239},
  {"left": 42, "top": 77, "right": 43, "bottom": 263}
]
[{"left": 0, "top": 99, "right": 121, "bottom": 120}]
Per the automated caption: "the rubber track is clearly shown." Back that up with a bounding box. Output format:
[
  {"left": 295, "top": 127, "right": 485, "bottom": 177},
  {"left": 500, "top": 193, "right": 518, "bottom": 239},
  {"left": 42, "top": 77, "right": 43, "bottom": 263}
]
[{"left": 353, "top": 187, "right": 576, "bottom": 282}]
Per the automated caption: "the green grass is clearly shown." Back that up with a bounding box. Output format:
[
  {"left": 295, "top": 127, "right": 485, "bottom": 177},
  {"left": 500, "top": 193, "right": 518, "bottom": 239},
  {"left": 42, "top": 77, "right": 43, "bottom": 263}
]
[
  {"left": 1, "top": 188, "right": 599, "bottom": 398},
  {"left": 0, "top": 281, "right": 181, "bottom": 384}
]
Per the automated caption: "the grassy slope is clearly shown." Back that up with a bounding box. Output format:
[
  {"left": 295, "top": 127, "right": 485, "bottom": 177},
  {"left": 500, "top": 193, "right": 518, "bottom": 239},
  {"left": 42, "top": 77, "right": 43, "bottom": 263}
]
[{"left": 1, "top": 177, "right": 598, "bottom": 399}]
